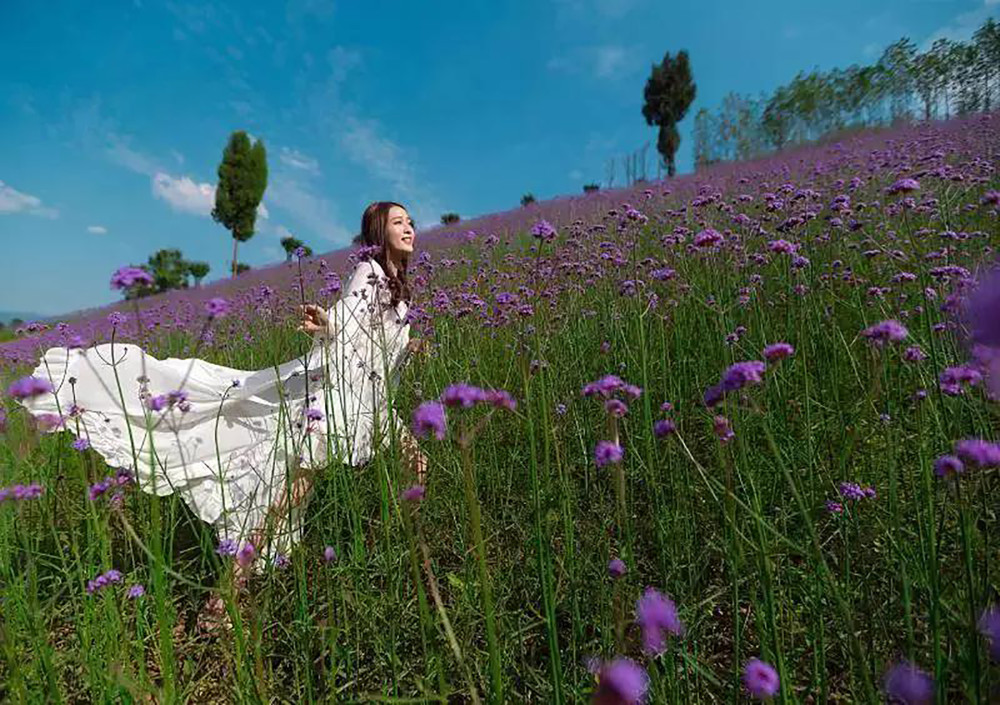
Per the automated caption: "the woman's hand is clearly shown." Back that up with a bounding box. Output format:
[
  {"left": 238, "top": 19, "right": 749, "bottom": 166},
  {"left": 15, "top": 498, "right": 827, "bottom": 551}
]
[
  {"left": 298, "top": 304, "right": 330, "bottom": 336},
  {"left": 406, "top": 338, "right": 430, "bottom": 357}
]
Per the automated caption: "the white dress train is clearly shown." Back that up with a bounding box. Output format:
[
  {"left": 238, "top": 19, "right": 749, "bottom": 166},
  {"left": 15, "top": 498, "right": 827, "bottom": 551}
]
[{"left": 19, "top": 258, "right": 410, "bottom": 567}]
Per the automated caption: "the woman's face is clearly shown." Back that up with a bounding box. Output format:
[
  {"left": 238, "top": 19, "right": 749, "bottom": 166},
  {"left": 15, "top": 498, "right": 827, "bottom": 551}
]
[{"left": 385, "top": 206, "right": 416, "bottom": 259}]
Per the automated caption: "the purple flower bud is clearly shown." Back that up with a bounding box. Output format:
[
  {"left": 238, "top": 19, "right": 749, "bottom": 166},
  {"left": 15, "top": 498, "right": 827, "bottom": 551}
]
[
  {"left": 743, "top": 658, "right": 780, "bottom": 699},
  {"left": 608, "top": 558, "right": 627, "bottom": 579}
]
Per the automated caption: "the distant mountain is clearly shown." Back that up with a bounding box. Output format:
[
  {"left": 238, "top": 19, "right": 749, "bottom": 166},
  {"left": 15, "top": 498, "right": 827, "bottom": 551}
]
[{"left": 0, "top": 310, "right": 48, "bottom": 325}]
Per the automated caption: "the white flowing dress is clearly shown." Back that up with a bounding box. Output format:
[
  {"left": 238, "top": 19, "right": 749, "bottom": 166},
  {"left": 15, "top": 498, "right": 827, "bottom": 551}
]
[{"left": 20, "top": 258, "right": 410, "bottom": 566}]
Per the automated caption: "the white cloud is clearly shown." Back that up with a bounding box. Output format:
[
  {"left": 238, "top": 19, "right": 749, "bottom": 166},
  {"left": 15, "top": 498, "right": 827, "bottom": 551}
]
[
  {"left": 921, "top": 0, "right": 998, "bottom": 49},
  {"left": 0, "top": 180, "right": 59, "bottom": 218},
  {"left": 337, "top": 114, "right": 443, "bottom": 229},
  {"left": 152, "top": 172, "right": 214, "bottom": 215},
  {"left": 267, "top": 175, "right": 350, "bottom": 242},
  {"left": 280, "top": 147, "right": 321, "bottom": 175},
  {"left": 87, "top": 225, "right": 108, "bottom": 234},
  {"left": 548, "top": 44, "right": 637, "bottom": 80}
]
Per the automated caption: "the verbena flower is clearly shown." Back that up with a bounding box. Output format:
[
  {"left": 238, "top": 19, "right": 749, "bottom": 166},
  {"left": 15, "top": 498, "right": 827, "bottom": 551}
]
[
  {"left": 110, "top": 266, "right": 154, "bottom": 291},
  {"left": 978, "top": 605, "right": 1000, "bottom": 661},
  {"left": 412, "top": 401, "right": 447, "bottom": 440},
  {"left": 883, "top": 660, "right": 933, "bottom": 705},
  {"left": 594, "top": 440, "right": 624, "bottom": 467},
  {"left": 236, "top": 542, "right": 256, "bottom": 569},
  {"left": 127, "top": 584, "right": 145, "bottom": 599},
  {"left": 0, "top": 484, "right": 45, "bottom": 503},
  {"left": 653, "top": 419, "right": 676, "bottom": 438},
  {"left": 216, "top": 539, "right": 238, "bottom": 557},
  {"left": 592, "top": 657, "right": 649, "bottom": 704},
  {"left": 721, "top": 361, "right": 766, "bottom": 391},
  {"left": 763, "top": 343, "right": 794, "bottom": 362},
  {"left": 440, "top": 383, "right": 487, "bottom": 408},
  {"left": 86, "top": 568, "right": 123, "bottom": 594},
  {"left": 400, "top": 484, "right": 426, "bottom": 502},
  {"left": 635, "top": 587, "right": 684, "bottom": 655},
  {"left": 954, "top": 438, "right": 1000, "bottom": 468},
  {"left": 933, "top": 455, "right": 964, "bottom": 477},
  {"left": 205, "top": 297, "right": 230, "bottom": 318},
  {"left": 6, "top": 376, "right": 53, "bottom": 400},
  {"left": 530, "top": 219, "right": 557, "bottom": 241},
  {"left": 887, "top": 177, "right": 920, "bottom": 194},
  {"left": 323, "top": 545, "right": 337, "bottom": 563},
  {"left": 608, "top": 558, "right": 627, "bottom": 579},
  {"left": 861, "top": 319, "right": 908, "bottom": 345},
  {"left": 713, "top": 416, "right": 734, "bottom": 443},
  {"left": 72, "top": 437, "right": 91, "bottom": 452},
  {"left": 743, "top": 658, "right": 780, "bottom": 699}
]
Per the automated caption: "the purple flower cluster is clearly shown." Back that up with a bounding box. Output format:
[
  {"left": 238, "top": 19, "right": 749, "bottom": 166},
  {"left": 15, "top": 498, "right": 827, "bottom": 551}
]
[
  {"left": 743, "top": 658, "right": 780, "bottom": 699},
  {"left": 0, "top": 483, "right": 45, "bottom": 503},
  {"left": 440, "top": 383, "right": 517, "bottom": 411},
  {"left": 594, "top": 440, "right": 624, "bottom": 467},
  {"left": 883, "top": 660, "right": 933, "bottom": 704},
  {"left": 400, "top": 484, "right": 426, "bottom": 502},
  {"left": 581, "top": 374, "right": 642, "bottom": 400},
  {"left": 86, "top": 568, "right": 123, "bottom": 594},
  {"left": 88, "top": 469, "right": 132, "bottom": 501},
  {"left": 861, "top": 319, "right": 908, "bottom": 345},
  {"left": 412, "top": 400, "right": 447, "bottom": 440},
  {"left": 704, "top": 360, "right": 766, "bottom": 408},
  {"left": 6, "top": 375, "right": 54, "bottom": 400},
  {"left": 635, "top": 587, "right": 684, "bottom": 655},
  {"left": 952, "top": 438, "right": 1000, "bottom": 468},
  {"left": 838, "top": 482, "right": 877, "bottom": 501},
  {"left": 530, "top": 219, "right": 558, "bottom": 241},
  {"left": 592, "top": 657, "right": 649, "bottom": 704},
  {"left": 110, "top": 266, "right": 154, "bottom": 291}
]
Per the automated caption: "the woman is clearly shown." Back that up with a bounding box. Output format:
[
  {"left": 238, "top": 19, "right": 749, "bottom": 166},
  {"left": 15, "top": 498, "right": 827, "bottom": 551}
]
[{"left": 19, "top": 201, "right": 430, "bottom": 634}]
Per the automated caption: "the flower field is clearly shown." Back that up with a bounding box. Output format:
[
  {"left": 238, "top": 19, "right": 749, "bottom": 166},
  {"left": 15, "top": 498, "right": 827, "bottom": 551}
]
[{"left": 2, "top": 111, "right": 1000, "bottom": 703}]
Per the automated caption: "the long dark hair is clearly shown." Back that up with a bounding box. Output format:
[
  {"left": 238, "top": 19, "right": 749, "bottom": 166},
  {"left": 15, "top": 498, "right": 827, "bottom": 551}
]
[{"left": 360, "top": 201, "right": 413, "bottom": 308}]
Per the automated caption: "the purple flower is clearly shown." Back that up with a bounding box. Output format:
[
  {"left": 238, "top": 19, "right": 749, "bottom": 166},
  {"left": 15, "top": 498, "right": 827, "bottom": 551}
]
[
  {"left": 216, "top": 539, "right": 238, "bottom": 557},
  {"left": 594, "top": 440, "right": 624, "bottom": 467},
  {"left": 887, "top": 177, "right": 920, "bottom": 194},
  {"left": 592, "top": 657, "right": 649, "bottom": 705},
  {"left": 412, "top": 400, "right": 447, "bottom": 440},
  {"left": 903, "top": 346, "right": 927, "bottom": 363},
  {"left": 693, "top": 228, "right": 723, "bottom": 248},
  {"left": 743, "top": 658, "right": 780, "bottom": 699},
  {"left": 703, "top": 383, "right": 725, "bottom": 408},
  {"left": 767, "top": 239, "right": 798, "bottom": 255},
  {"left": 110, "top": 266, "right": 154, "bottom": 291},
  {"left": 826, "top": 501, "right": 844, "bottom": 514},
  {"left": 0, "top": 484, "right": 45, "bottom": 503},
  {"left": 635, "top": 587, "right": 684, "bottom": 655},
  {"left": 236, "top": 542, "right": 256, "bottom": 569},
  {"left": 205, "top": 297, "right": 230, "bottom": 318},
  {"left": 721, "top": 361, "right": 766, "bottom": 391},
  {"left": 883, "top": 660, "right": 933, "bottom": 705},
  {"left": 608, "top": 558, "right": 627, "bottom": 579},
  {"left": 323, "top": 545, "right": 337, "bottom": 563},
  {"left": 86, "top": 568, "right": 124, "bottom": 595},
  {"left": 933, "top": 455, "right": 964, "bottom": 477},
  {"left": 861, "top": 319, "right": 908, "bottom": 345},
  {"left": 440, "top": 383, "right": 487, "bottom": 408},
  {"left": 978, "top": 605, "right": 1000, "bottom": 661},
  {"left": 400, "top": 484, "right": 426, "bottom": 502},
  {"left": 530, "top": 219, "right": 557, "bottom": 241},
  {"left": 605, "top": 399, "right": 628, "bottom": 417},
  {"left": 146, "top": 395, "right": 168, "bottom": 412},
  {"left": 763, "top": 343, "right": 794, "bottom": 362},
  {"left": 72, "top": 437, "right": 91, "bottom": 452},
  {"left": 304, "top": 408, "right": 324, "bottom": 422},
  {"left": 6, "top": 376, "right": 54, "bottom": 400},
  {"left": 273, "top": 553, "right": 291, "bottom": 569},
  {"left": 653, "top": 419, "right": 676, "bottom": 438},
  {"left": 954, "top": 438, "right": 1000, "bottom": 468},
  {"left": 127, "top": 584, "right": 145, "bottom": 599},
  {"left": 713, "top": 415, "right": 734, "bottom": 443},
  {"left": 484, "top": 389, "right": 517, "bottom": 411},
  {"left": 582, "top": 374, "right": 625, "bottom": 398}
]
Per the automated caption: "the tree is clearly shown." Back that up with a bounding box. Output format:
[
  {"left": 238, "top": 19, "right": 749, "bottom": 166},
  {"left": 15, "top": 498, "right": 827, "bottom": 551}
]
[
  {"left": 212, "top": 131, "right": 268, "bottom": 278},
  {"left": 235, "top": 263, "right": 251, "bottom": 275},
  {"left": 521, "top": 193, "right": 536, "bottom": 207},
  {"left": 352, "top": 232, "right": 365, "bottom": 246},
  {"left": 187, "top": 261, "right": 210, "bottom": 286},
  {"left": 583, "top": 183, "right": 600, "bottom": 193},
  {"left": 280, "top": 235, "right": 305, "bottom": 261},
  {"left": 641, "top": 49, "right": 696, "bottom": 178},
  {"left": 441, "top": 213, "right": 460, "bottom": 225}
]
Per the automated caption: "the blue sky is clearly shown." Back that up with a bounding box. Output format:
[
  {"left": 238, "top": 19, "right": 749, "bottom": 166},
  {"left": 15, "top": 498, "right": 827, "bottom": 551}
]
[{"left": 2, "top": 0, "right": 996, "bottom": 316}]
